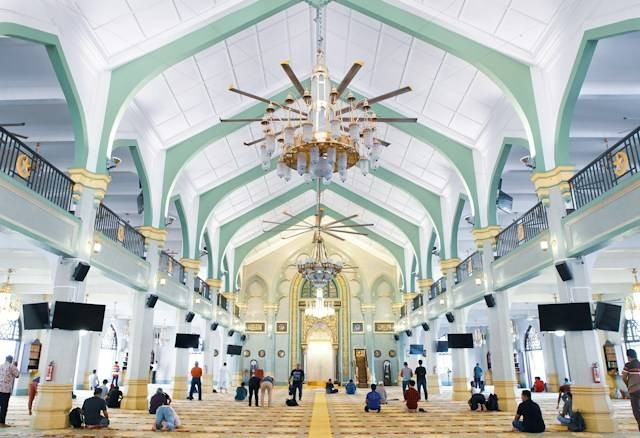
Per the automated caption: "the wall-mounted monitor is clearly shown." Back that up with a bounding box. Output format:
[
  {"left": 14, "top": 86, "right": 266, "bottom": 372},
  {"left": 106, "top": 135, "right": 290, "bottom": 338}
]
[
  {"left": 175, "top": 333, "right": 200, "bottom": 349},
  {"left": 227, "top": 344, "right": 242, "bottom": 355},
  {"left": 51, "top": 301, "right": 105, "bottom": 332},
  {"left": 447, "top": 333, "right": 474, "bottom": 349},
  {"left": 538, "top": 303, "right": 592, "bottom": 332},
  {"left": 22, "top": 303, "right": 50, "bottom": 330},
  {"left": 594, "top": 302, "right": 622, "bottom": 332},
  {"left": 409, "top": 344, "right": 424, "bottom": 355},
  {"left": 436, "top": 340, "right": 448, "bottom": 352}
]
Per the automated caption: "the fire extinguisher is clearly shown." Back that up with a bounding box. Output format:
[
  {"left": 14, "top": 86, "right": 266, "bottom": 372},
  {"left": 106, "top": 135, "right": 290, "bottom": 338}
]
[
  {"left": 592, "top": 362, "right": 601, "bottom": 383},
  {"left": 45, "top": 361, "right": 55, "bottom": 382}
]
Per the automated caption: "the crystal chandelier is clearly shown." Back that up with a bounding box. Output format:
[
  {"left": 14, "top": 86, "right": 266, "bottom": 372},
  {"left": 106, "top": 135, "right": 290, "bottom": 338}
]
[
  {"left": 221, "top": 6, "right": 416, "bottom": 185},
  {"left": 304, "top": 287, "right": 335, "bottom": 318},
  {"left": 0, "top": 269, "right": 20, "bottom": 323},
  {"left": 297, "top": 233, "right": 343, "bottom": 289}
]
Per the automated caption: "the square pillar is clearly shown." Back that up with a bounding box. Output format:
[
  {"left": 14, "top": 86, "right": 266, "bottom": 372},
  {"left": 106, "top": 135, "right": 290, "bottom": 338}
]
[{"left": 450, "top": 308, "right": 469, "bottom": 401}]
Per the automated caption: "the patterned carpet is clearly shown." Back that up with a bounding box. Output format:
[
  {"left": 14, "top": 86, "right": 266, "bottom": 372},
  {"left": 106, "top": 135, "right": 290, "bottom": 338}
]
[{"left": 0, "top": 386, "right": 638, "bottom": 437}]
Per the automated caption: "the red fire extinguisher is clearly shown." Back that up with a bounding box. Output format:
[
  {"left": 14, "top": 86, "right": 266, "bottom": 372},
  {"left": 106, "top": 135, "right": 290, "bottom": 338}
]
[
  {"left": 45, "top": 361, "right": 55, "bottom": 382},
  {"left": 592, "top": 362, "right": 601, "bottom": 383}
]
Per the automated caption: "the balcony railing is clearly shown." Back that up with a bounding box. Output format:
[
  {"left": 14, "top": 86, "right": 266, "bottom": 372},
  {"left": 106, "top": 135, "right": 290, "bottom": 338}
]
[
  {"left": 94, "top": 203, "right": 145, "bottom": 259},
  {"left": 400, "top": 306, "right": 407, "bottom": 318},
  {"left": 412, "top": 294, "right": 423, "bottom": 311},
  {"left": 0, "top": 126, "right": 74, "bottom": 211},
  {"left": 217, "top": 293, "right": 228, "bottom": 311},
  {"left": 429, "top": 276, "right": 447, "bottom": 301},
  {"left": 495, "top": 202, "right": 548, "bottom": 258},
  {"left": 569, "top": 126, "right": 640, "bottom": 212},
  {"left": 455, "top": 251, "right": 482, "bottom": 284},
  {"left": 194, "top": 277, "right": 211, "bottom": 301},
  {"left": 158, "top": 251, "right": 185, "bottom": 284}
]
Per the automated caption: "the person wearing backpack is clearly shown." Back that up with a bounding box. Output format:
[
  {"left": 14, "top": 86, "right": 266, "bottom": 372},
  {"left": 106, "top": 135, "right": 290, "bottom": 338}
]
[{"left": 623, "top": 348, "right": 640, "bottom": 431}]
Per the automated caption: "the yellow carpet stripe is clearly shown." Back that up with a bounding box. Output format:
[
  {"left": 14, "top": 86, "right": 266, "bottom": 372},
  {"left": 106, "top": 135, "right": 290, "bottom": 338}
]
[{"left": 309, "top": 391, "right": 332, "bottom": 438}]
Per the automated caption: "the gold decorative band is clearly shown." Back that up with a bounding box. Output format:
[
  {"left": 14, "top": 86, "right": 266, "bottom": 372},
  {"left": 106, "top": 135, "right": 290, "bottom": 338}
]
[
  {"left": 530, "top": 166, "right": 575, "bottom": 203},
  {"left": 180, "top": 258, "right": 200, "bottom": 271},
  {"left": 206, "top": 278, "right": 223, "bottom": 289},
  {"left": 136, "top": 226, "right": 168, "bottom": 246},
  {"left": 68, "top": 168, "right": 111, "bottom": 202},
  {"left": 471, "top": 225, "right": 502, "bottom": 248},
  {"left": 439, "top": 258, "right": 461, "bottom": 274}
]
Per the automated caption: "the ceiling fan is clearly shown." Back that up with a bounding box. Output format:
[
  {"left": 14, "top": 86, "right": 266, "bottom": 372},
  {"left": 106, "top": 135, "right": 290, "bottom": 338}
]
[{"left": 0, "top": 122, "right": 28, "bottom": 140}]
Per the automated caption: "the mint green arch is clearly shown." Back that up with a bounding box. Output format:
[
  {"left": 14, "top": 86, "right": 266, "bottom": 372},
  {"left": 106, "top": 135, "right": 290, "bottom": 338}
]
[
  {"left": 171, "top": 195, "right": 189, "bottom": 258},
  {"left": 233, "top": 205, "right": 405, "bottom": 284},
  {"left": 425, "top": 231, "right": 437, "bottom": 279},
  {"left": 487, "top": 137, "right": 529, "bottom": 226},
  {"left": 203, "top": 231, "right": 214, "bottom": 279},
  {"left": 338, "top": 0, "right": 544, "bottom": 171},
  {"left": 0, "top": 23, "right": 88, "bottom": 168},
  {"left": 555, "top": 18, "right": 640, "bottom": 166},
  {"left": 450, "top": 195, "right": 467, "bottom": 259},
  {"left": 112, "top": 139, "right": 153, "bottom": 226},
  {"left": 96, "top": 0, "right": 297, "bottom": 173}
]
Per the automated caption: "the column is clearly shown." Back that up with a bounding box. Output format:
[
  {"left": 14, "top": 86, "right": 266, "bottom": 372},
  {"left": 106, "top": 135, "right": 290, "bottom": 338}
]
[
  {"left": 418, "top": 278, "right": 440, "bottom": 394},
  {"left": 533, "top": 167, "right": 616, "bottom": 433},
  {"left": 542, "top": 333, "right": 562, "bottom": 392},
  {"left": 204, "top": 278, "right": 222, "bottom": 391},
  {"left": 264, "top": 304, "right": 278, "bottom": 376},
  {"left": 32, "top": 169, "right": 108, "bottom": 429},
  {"left": 449, "top": 308, "right": 469, "bottom": 401},
  {"left": 174, "top": 258, "right": 199, "bottom": 398},
  {"left": 362, "top": 304, "right": 376, "bottom": 383},
  {"left": 74, "top": 331, "right": 99, "bottom": 390}
]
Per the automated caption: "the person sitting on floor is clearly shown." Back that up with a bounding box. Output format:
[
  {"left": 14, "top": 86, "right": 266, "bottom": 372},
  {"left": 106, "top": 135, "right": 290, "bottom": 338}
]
[
  {"left": 149, "top": 388, "right": 172, "bottom": 414},
  {"left": 345, "top": 379, "right": 357, "bottom": 395},
  {"left": 513, "top": 390, "right": 545, "bottom": 433},
  {"left": 99, "top": 379, "right": 109, "bottom": 399},
  {"left": 375, "top": 382, "right": 388, "bottom": 404},
  {"left": 532, "top": 376, "right": 545, "bottom": 392},
  {"left": 557, "top": 391, "right": 573, "bottom": 425},
  {"left": 364, "top": 384, "right": 381, "bottom": 413},
  {"left": 404, "top": 380, "right": 420, "bottom": 413},
  {"left": 153, "top": 404, "right": 181, "bottom": 432},
  {"left": 235, "top": 381, "right": 248, "bottom": 401},
  {"left": 106, "top": 385, "right": 123, "bottom": 408},
  {"left": 82, "top": 388, "right": 110, "bottom": 429},
  {"left": 468, "top": 385, "right": 487, "bottom": 411},
  {"left": 325, "top": 379, "right": 339, "bottom": 394}
]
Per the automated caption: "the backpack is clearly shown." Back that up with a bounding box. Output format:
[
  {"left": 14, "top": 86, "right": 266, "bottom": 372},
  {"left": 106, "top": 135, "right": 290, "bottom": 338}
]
[
  {"left": 286, "top": 398, "right": 298, "bottom": 407},
  {"left": 69, "top": 407, "right": 83, "bottom": 428},
  {"left": 568, "top": 410, "right": 586, "bottom": 432},
  {"left": 486, "top": 393, "right": 499, "bottom": 411}
]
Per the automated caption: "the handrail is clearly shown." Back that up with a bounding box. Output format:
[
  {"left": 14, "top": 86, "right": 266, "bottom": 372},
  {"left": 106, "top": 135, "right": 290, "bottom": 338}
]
[
  {"left": 158, "top": 251, "right": 186, "bottom": 284},
  {"left": 455, "top": 251, "right": 482, "bottom": 284},
  {"left": 400, "top": 305, "right": 407, "bottom": 318},
  {"left": 495, "top": 202, "right": 548, "bottom": 258},
  {"left": 194, "top": 277, "right": 211, "bottom": 301},
  {"left": 429, "top": 276, "right": 447, "bottom": 301},
  {"left": 412, "top": 293, "right": 423, "bottom": 311},
  {"left": 217, "top": 293, "right": 228, "bottom": 311},
  {"left": 0, "top": 127, "right": 74, "bottom": 211},
  {"left": 569, "top": 126, "right": 640, "bottom": 212},
  {"left": 94, "top": 203, "right": 145, "bottom": 259}
]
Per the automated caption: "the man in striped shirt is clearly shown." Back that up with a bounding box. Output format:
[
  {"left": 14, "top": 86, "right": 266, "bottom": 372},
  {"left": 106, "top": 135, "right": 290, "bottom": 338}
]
[{"left": 623, "top": 349, "right": 640, "bottom": 431}]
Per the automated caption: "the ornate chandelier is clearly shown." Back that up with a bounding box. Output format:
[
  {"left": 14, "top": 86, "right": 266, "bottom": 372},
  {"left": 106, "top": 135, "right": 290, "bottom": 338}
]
[
  {"left": 297, "top": 233, "right": 343, "bottom": 289},
  {"left": 304, "top": 287, "right": 335, "bottom": 318},
  {"left": 0, "top": 269, "right": 20, "bottom": 323},
  {"left": 221, "top": 6, "right": 416, "bottom": 185}
]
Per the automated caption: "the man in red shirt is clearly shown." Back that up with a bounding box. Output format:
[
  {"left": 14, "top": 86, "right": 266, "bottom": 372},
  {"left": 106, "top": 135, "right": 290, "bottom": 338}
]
[
  {"left": 188, "top": 361, "right": 203, "bottom": 401},
  {"left": 404, "top": 380, "right": 420, "bottom": 413}
]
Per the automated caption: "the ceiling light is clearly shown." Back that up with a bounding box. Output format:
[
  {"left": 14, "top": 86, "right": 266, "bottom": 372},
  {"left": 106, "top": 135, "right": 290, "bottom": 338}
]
[
  {"left": 474, "top": 278, "right": 482, "bottom": 286},
  {"left": 540, "top": 240, "right": 549, "bottom": 251},
  {"left": 554, "top": 330, "right": 566, "bottom": 337},
  {"left": 159, "top": 278, "right": 166, "bottom": 286},
  {"left": 0, "top": 269, "right": 20, "bottom": 322},
  {"left": 92, "top": 241, "right": 102, "bottom": 253}
]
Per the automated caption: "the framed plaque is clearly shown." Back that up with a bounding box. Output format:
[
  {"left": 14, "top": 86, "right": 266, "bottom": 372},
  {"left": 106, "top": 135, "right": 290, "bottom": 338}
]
[
  {"left": 352, "top": 322, "right": 364, "bottom": 333},
  {"left": 374, "top": 322, "right": 394, "bottom": 333},
  {"left": 245, "top": 322, "right": 265, "bottom": 333},
  {"left": 276, "top": 322, "right": 288, "bottom": 333}
]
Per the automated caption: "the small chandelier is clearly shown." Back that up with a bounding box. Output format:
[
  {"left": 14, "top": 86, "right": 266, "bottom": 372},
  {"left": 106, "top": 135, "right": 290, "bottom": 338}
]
[
  {"left": 297, "top": 234, "right": 343, "bottom": 289},
  {"left": 305, "top": 287, "right": 335, "bottom": 318},
  {"left": 473, "top": 327, "right": 486, "bottom": 347},
  {"left": 0, "top": 269, "right": 20, "bottom": 322}
]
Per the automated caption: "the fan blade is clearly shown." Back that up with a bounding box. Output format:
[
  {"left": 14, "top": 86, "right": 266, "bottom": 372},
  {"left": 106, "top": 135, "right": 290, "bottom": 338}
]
[
  {"left": 335, "top": 86, "right": 412, "bottom": 115},
  {"left": 281, "top": 229, "right": 314, "bottom": 240},
  {"left": 323, "top": 214, "right": 359, "bottom": 227},
  {"left": 12, "top": 132, "right": 28, "bottom": 139},
  {"left": 281, "top": 61, "right": 305, "bottom": 96},
  {"left": 0, "top": 122, "right": 25, "bottom": 127},
  {"left": 323, "top": 230, "right": 346, "bottom": 241},
  {"left": 282, "top": 211, "right": 316, "bottom": 227},
  {"left": 329, "top": 229, "right": 368, "bottom": 236},
  {"left": 374, "top": 137, "right": 390, "bottom": 147},
  {"left": 335, "top": 61, "right": 363, "bottom": 99},
  {"left": 229, "top": 86, "right": 306, "bottom": 116},
  {"left": 221, "top": 118, "right": 307, "bottom": 123},
  {"left": 326, "top": 223, "right": 374, "bottom": 229},
  {"left": 373, "top": 117, "right": 417, "bottom": 123},
  {"left": 262, "top": 219, "right": 310, "bottom": 228}
]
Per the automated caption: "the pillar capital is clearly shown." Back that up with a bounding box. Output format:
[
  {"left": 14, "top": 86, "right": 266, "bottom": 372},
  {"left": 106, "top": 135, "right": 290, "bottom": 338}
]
[
  {"left": 392, "top": 302, "right": 404, "bottom": 312},
  {"left": 531, "top": 166, "right": 575, "bottom": 205},
  {"left": 471, "top": 226, "right": 502, "bottom": 249},
  {"left": 179, "top": 258, "right": 200, "bottom": 272},
  {"left": 403, "top": 293, "right": 417, "bottom": 303},
  {"left": 417, "top": 278, "right": 433, "bottom": 292},
  {"left": 68, "top": 168, "right": 111, "bottom": 203},
  {"left": 361, "top": 304, "right": 375, "bottom": 313},
  {"left": 136, "top": 226, "right": 167, "bottom": 248},
  {"left": 439, "top": 258, "right": 461, "bottom": 275},
  {"left": 206, "top": 278, "right": 223, "bottom": 289}
]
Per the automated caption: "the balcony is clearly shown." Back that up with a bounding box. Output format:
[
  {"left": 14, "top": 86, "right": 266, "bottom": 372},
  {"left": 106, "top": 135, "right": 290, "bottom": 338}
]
[
  {"left": 412, "top": 293, "right": 423, "bottom": 311},
  {"left": 217, "top": 293, "right": 228, "bottom": 311},
  {"left": 94, "top": 203, "right": 145, "bottom": 259},
  {"left": 194, "top": 277, "right": 212, "bottom": 301},
  {"left": 429, "top": 276, "right": 447, "bottom": 301},
  {"left": 159, "top": 251, "right": 186, "bottom": 285},
  {"left": 495, "top": 202, "right": 548, "bottom": 258},
  {"left": 455, "top": 251, "right": 482, "bottom": 284}
]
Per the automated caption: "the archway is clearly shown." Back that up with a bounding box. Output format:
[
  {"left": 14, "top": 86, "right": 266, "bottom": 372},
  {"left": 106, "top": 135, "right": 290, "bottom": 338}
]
[
  {"left": 98, "top": 324, "right": 117, "bottom": 383},
  {"left": 304, "top": 323, "right": 336, "bottom": 384},
  {"left": 0, "top": 318, "right": 21, "bottom": 361},
  {"left": 524, "top": 325, "right": 546, "bottom": 387}
]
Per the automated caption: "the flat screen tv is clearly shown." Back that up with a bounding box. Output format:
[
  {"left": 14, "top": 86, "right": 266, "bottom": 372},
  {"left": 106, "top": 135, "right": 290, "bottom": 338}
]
[
  {"left": 22, "top": 302, "right": 50, "bottom": 330},
  {"left": 538, "top": 303, "right": 592, "bottom": 332},
  {"left": 447, "top": 333, "right": 474, "bottom": 349},
  {"left": 594, "top": 302, "right": 622, "bottom": 332},
  {"left": 227, "top": 344, "right": 242, "bottom": 356},
  {"left": 409, "top": 344, "right": 424, "bottom": 355},
  {"left": 436, "top": 340, "right": 448, "bottom": 352},
  {"left": 51, "top": 301, "right": 105, "bottom": 332},
  {"left": 175, "top": 333, "right": 200, "bottom": 349}
]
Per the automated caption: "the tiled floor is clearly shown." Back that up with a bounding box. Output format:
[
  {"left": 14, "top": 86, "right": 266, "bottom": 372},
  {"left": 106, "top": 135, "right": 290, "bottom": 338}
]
[{"left": 1, "top": 386, "right": 638, "bottom": 437}]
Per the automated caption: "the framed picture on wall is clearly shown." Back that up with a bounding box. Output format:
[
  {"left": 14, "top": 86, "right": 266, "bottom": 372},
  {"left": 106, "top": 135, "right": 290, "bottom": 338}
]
[
  {"left": 276, "top": 322, "right": 288, "bottom": 333},
  {"left": 245, "top": 322, "right": 265, "bottom": 333},
  {"left": 352, "top": 322, "right": 364, "bottom": 333},
  {"left": 374, "top": 322, "right": 395, "bottom": 333}
]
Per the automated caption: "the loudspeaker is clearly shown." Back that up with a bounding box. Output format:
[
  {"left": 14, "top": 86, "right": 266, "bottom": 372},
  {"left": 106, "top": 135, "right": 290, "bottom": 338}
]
[
  {"left": 405, "top": 329, "right": 412, "bottom": 337},
  {"left": 421, "top": 322, "right": 430, "bottom": 331},
  {"left": 394, "top": 334, "right": 400, "bottom": 341},
  {"left": 210, "top": 322, "right": 219, "bottom": 331},
  {"left": 555, "top": 261, "right": 573, "bottom": 281},
  {"left": 484, "top": 294, "right": 496, "bottom": 308},
  {"left": 445, "top": 312, "right": 455, "bottom": 323},
  {"left": 185, "top": 311, "right": 195, "bottom": 323},
  {"left": 240, "top": 334, "right": 246, "bottom": 342},
  {"left": 228, "top": 329, "right": 235, "bottom": 337},
  {"left": 145, "top": 294, "right": 158, "bottom": 308},
  {"left": 72, "top": 262, "right": 90, "bottom": 282}
]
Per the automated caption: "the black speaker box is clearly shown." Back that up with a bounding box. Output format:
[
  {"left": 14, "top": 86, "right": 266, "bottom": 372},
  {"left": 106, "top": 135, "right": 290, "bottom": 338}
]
[
  {"left": 421, "top": 322, "right": 430, "bottom": 331},
  {"left": 146, "top": 294, "right": 158, "bottom": 308},
  {"left": 484, "top": 294, "right": 496, "bottom": 308},
  {"left": 240, "top": 334, "right": 247, "bottom": 342},
  {"left": 185, "top": 311, "right": 195, "bottom": 323},
  {"left": 393, "top": 334, "right": 400, "bottom": 341},
  {"left": 445, "top": 312, "right": 455, "bottom": 323},
  {"left": 228, "top": 329, "right": 235, "bottom": 337},
  {"left": 72, "top": 262, "right": 90, "bottom": 282},
  {"left": 210, "top": 322, "right": 219, "bottom": 331},
  {"left": 405, "top": 329, "right": 412, "bottom": 337},
  {"left": 555, "top": 261, "right": 573, "bottom": 281}
]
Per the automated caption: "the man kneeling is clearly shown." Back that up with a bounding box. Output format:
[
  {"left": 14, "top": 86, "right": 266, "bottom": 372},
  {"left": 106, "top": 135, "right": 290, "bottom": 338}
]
[
  {"left": 364, "top": 384, "right": 381, "bottom": 413},
  {"left": 153, "top": 405, "right": 181, "bottom": 431},
  {"left": 82, "top": 388, "right": 110, "bottom": 428},
  {"left": 468, "top": 384, "right": 486, "bottom": 411}
]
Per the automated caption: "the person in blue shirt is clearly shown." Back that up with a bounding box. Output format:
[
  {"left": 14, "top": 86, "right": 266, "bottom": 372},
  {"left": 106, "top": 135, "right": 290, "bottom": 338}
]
[
  {"left": 234, "top": 381, "right": 247, "bottom": 401},
  {"left": 345, "top": 379, "right": 357, "bottom": 395},
  {"left": 364, "top": 384, "right": 381, "bottom": 413},
  {"left": 473, "top": 363, "right": 483, "bottom": 389}
]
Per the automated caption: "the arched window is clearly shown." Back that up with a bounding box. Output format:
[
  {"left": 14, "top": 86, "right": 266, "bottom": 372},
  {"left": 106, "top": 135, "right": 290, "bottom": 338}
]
[
  {"left": 524, "top": 326, "right": 542, "bottom": 351},
  {"left": 101, "top": 324, "right": 117, "bottom": 350},
  {"left": 300, "top": 279, "right": 338, "bottom": 299},
  {"left": 625, "top": 319, "right": 640, "bottom": 349},
  {"left": 523, "top": 325, "right": 546, "bottom": 387},
  {"left": 0, "top": 319, "right": 21, "bottom": 361}
]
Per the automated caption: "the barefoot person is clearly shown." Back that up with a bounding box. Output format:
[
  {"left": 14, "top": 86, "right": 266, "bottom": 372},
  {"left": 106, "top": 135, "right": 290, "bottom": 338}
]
[
  {"left": 0, "top": 355, "right": 19, "bottom": 427},
  {"left": 82, "top": 388, "right": 110, "bottom": 429},
  {"left": 512, "top": 390, "right": 545, "bottom": 433}
]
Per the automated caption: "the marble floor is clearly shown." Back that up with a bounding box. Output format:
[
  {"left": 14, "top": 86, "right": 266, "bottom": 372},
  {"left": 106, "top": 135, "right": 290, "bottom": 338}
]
[{"left": 1, "top": 386, "right": 638, "bottom": 437}]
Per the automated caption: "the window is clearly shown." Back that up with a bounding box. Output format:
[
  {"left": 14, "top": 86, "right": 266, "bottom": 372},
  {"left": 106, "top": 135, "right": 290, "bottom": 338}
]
[
  {"left": 300, "top": 279, "right": 338, "bottom": 299},
  {"left": 524, "top": 326, "right": 542, "bottom": 351},
  {"left": 0, "top": 319, "right": 21, "bottom": 361},
  {"left": 625, "top": 319, "right": 640, "bottom": 350},
  {"left": 101, "top": 324, "right": 117, "bottom": 350}
]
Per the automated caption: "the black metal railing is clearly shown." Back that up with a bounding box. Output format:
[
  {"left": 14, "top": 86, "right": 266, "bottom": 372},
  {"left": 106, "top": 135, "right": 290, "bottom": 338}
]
[
  {"left": 0, "top": 126, "right": 74, "bottom": 211},
  {"left": 569, "top": 126, "right": 640, "bottom": 212},
  {"left": 412, "top": 293, "right": 423, "bottom": 311},
  {"left": 495, "top": 202, "right": 548, "bottom": 258},
  {"left": 455, "top": 251, "right": 483, "bottom": 284},
  {"left": 234, "top": 305, "right": 240, "bottom": 318},
  {"left": 94, "top": 203, "right": 145, "bottom": 258},
  {"left": 158, "top": 251, "right": 186, "bottom": 284},
  {"left": 429, "top": 276, "right": 447, "bottom": 301},
  {"left": 400, "top": 305, "right": 407, "bottom": 318},
  {"left": 217, "top": 293, "right": 228, "bottom": 311},
  {"left": 194, "top": 277, "right": 211, "bottom": 301}
]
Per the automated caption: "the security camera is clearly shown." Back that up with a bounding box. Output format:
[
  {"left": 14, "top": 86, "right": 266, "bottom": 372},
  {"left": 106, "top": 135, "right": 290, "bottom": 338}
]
[
  {"left": 520, "top": 155, "right": 536, "bottom": 169},
  {"left": 165, "top": 215, "right": 176, "bottom": 226},
  {"left": 464, "top": 215, "right": 475, "bottom": 226},
  {"left": 106, "top": 156, "right": 121, "bottom": 170}
]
